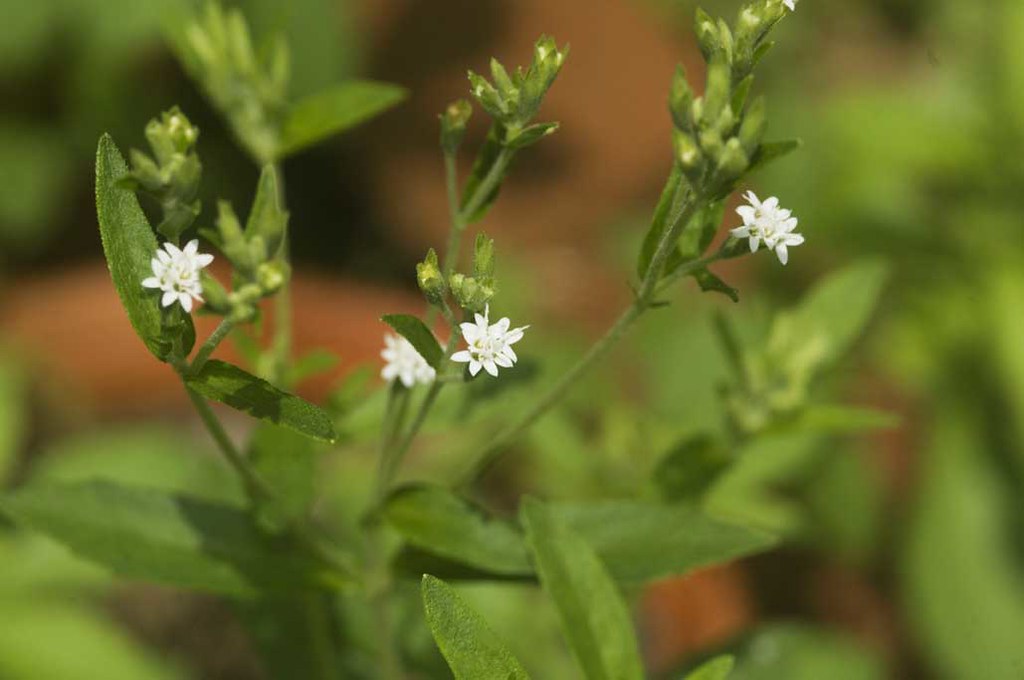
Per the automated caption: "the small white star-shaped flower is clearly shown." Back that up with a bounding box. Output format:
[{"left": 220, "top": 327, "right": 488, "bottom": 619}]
[
  {"left": 783, "top": 0, "right": 798, "bottom": 11},
  {"left": 141, "top": 239, "right": 214, "bottom": 312},
  {"left": 381, "top": 333, "right": 436, "bottom": 388},
  {"left": 730, "top": 191, "right": 805, "bottom": 265},
  {"left": 451, "top": 305, "right": 528, "bottom": 377}
]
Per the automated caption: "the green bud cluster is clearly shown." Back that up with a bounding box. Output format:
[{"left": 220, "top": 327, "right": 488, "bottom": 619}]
[
  {"left": 178, "top": 3, "right": 289, "bottom": 164},
  {"left": 124, "top": 107, "right": 202, "bottom": 241},
  {"left": 417, "top": 234, "right": 498, "bottom": 314},
  {"left": 668, "top": 1, "right": 785, "bottom": 198},
  {"left": 416, "top": 249, "right": 446, "bottom": 305},
  {"left": 467, "top": 35, "right": 568, "bottom": 147},
  {"left": 203, "top": 166, "right": 290, "bottom": 321}
]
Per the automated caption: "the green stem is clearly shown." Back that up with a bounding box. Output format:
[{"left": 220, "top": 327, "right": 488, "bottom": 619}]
[
  {"left": 456, "top": 196, "right": 726, "bottom": 487},
  {"left": 459, "top": 147, "right": 512, "bottom": 224},
  {"left": 191, "top": 317, "right": 235, "bottom": 373},
  {"left": 441, "top": 153, "right": 465, "bottom": 276},
  {"left": 270, "top": 162, "right": 292, "bottom": 386},
  {"left": 374, "top": 383, "right": 412, "bottom": 504}
]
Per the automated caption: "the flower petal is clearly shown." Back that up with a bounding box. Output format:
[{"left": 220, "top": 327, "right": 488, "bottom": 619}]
[
  {"left": 749, "top": 236, "right": 761, "bottom": 253},
  {"left": 450, "top": 350, "right": 473, "bottom": 363},
  {"left": 775, "top": 244, "right": 789, "bottom": 265},
  {"left": 469, "top": 361, "right": 482, "bottom": 377},
  {"left": 141, "top": 277, "right": 162, "bottom": 289},
  {"left": 736, "top": 206, "right": 757, "bottom": 223},
  {"left": 161, "top": 291, "right": 177, "bottom": 307},
  {"left": 179, "top": 293, "right": 193, "bottom": 313},
  {"left": 730, "top": 226, "right": 751, "bottom": 239},
  {"left": 483, "top": 359, "right": 499, "bottom": 377}
]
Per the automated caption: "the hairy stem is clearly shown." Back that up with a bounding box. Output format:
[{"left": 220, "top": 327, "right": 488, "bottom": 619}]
[{"left": 190, "top": 317, "right": 235, "bottom": 373}]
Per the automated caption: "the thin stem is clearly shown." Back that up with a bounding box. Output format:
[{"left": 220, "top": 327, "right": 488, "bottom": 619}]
[
  {"left": 191, "top": 317, "right": 235, "bottom": 373},
  {"left": 456, "top": 194, "right": 726, "bottom": 487},
  {"left": 459, "top": 148, "right": 512, "bottom": 224},
  {"left": 270, "top": 162, "right": 292, "bottom": 386},
  {"left": 441, "top": 152, "right": 465, "bottom": 276},
  {"left": 374, "top": 383, "right": 411, "bottom": 504}
]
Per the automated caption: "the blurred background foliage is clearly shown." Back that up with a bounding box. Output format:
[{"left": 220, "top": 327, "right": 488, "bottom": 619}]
[{"left": 2, "top": 0, "right": 1023, "bottom": 678}]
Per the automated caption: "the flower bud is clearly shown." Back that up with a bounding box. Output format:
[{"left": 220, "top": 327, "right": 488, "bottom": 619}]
[
  {"left": 695, "top": 8, "right": 720, "bottom": 61},
  {"left": 145, "top": 108, "right": 199, "bottom": 166},
  {"left": 506, "top": 122, "right": 558, "bottom": 149},
  {"left": 715, "top": 137, "right": 750, "bottom": 181},
  {"left": 702, "top": 55, "right": 732, "bottom": 125},
  {"left": 449, "top": 273, "right": 495, "bottom": 313},
  {"left": 468, "top": 71, "right": 507, "bottom": 119},
  {"left": 472, "top": 234, "right": 496, "bottom": 280},
  {"left": 739, "top": 96, "right": 767, "bottom": 154},
  {"left": 439, "top": 99, "right": 473, "bottom": 155},
  {"left": 257, "top": 260, "right": 289, "bottom": 295},
  {"left": 669, "top": 65, "right": 695, "bottom": 131},
  {"left": 673, "top": 130, "right": 703, "bottom": 174},
  {"left": 416, "top": 249, "right": 446, "bottom": 305}
]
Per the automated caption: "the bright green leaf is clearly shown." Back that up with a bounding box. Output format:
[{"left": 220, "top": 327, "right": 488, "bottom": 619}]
[
  {"left": 185, "top": 360, "right": 337, "bottom": 443},
  {"left": 384, "top": 484, "right": 531, "bottom": 577},
  {"left": 381, "top": 315, "right": 444, "bottom": 369},
  {"left": 637, "top": 164, "right": 684, "bottom": 280},
  {"left": 521, "top": 497, "right": 644, "bottom": 680},
  {"left": 421, "top": 575, "right": 532, "bottom": 680},
  {"left": 0, "top": 481, "right": 346, "bottom": 597},
  {"left": 96, "top": 134, "right": 193, "bottom": 360},
  {"left": 278, "top": 81, "right": 406, "bottom": 157},
  {"left": 687, "top": 655, "right": 735, "bottom": 680}
]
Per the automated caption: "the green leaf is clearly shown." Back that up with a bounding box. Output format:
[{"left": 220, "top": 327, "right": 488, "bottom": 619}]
[
  {"left": 521, "top": 497, "right": 644, "bottom": 680},
  {"left": 278, "top": 81, "right": 406, "bottom": 157},
  {"left": 95, "top": 134, "right": 193, "bottom": 361},
  {"left": 384, "top": 484, "right": 531, "bottom": 577},
  {"left": 553, "top": 500, "right": 775, "bottom": 584},
  {"left": 0, "top": 481, "right": 346, "bottom": 597},
  {"left": 185, "top": 360, "right": 336, "bottom": 443},
  {"left": 653, "top": 434, "right": 732, "bottom": 502},
  {"left": 784, "top": 405, "right": 899, "bottom": 435},
  {"left": 245, "top": 164, "right": 289, "bottom": 260},
  {"left": 693, "top": 268, "right": 740, "bottom": 302},
  {"left": 730, "top": 625, "right": 884, "bottom": 680},
  {"left": 381, "top": 314, "right": 444, "bottom": 369},
  {"left": 749, "top": 139, "right": 801, "bottom": 172},
  {"left": 421, "top": 575, "right": 532, "bottom": 680},
  {"left": 0, "top": 601, "right": 181, "bottom": 680},
  {"left": 248, "top": 423, "right": 318, "bottom": 522},
  {"left": 687, "top": 655, "right": 735, "bottom": 680},
  {"left": 637, "top": 164, "right": 684, "bottom": 280},
  {"left": 461, "top": 123, "right": 513, "bottom": 223}
]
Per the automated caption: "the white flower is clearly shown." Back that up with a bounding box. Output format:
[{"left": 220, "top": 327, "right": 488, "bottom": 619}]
[
  {"left": 141, "top": 239, "right": 214, "bottom": 312},
  {"left": 381, "top": 333, "right": 436, "bottom": 388},
  {"left": 783, "top": 0, "right": 798, "bottom": 11},
  {"left": 730, "top": 191, "right": 805, "bottom": 265},
  {"left": 451, "top": 305, "right": 528, "bottom": 378}
]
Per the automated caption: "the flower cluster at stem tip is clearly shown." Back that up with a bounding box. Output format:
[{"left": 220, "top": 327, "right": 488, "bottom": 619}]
[
  {"left": 730, "top": 191, "right": 804, "bottom": 265},
  {"left": 381, "top": 334, "right": 437, "bottom": 388},
  {"left": 142, "top": 240, "right": 214, "bottom": 312}
]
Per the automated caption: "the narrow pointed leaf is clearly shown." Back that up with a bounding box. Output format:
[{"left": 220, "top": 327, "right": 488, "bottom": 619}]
[
  {"left": 461, "top": 123, "right": 513, "bottom": 223},
  {"left": 521, "top": 497, "right": 644, "bottom": 680},
  {"left": 95, "top": 134, "right": 193, "bottom": 360},
  {"left": 749, "top": 139, "right": 801, "bottom": 172},
  {"left": 421, "top": 575, "right": 531, "bottom": 680},
  {"left": 278, "top": 81, "right": 407, "bottom": 157},
  {"left": 637, "top": 163, "right": 684, "bottom": 280},
  {"left": 686, "top": 655, "right": 734, "bottom": 680},
  {"left": 692, "top": 268, "right": 739, "bottom": 302},
  {"left": 384, "top": 484, "right": 531, "bottom": 576},
  {"left": 0, "top": 481, "right": 347, "bottom": 597},
  {"left": 381, "top": 314, "right": 444, "bottom": 369},
  {"left": 185, "top": 360, "right": 336, "bottom": 443}
]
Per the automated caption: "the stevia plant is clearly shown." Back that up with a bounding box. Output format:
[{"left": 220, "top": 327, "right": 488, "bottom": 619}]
[{"left": 0, "top": 1, "right": 889, "bottom": 677}]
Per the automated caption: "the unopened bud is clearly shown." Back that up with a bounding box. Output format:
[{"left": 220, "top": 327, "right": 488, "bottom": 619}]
[
  {"left": 439, "top": 99, "right": 473, "bottom": 155},
  {"left": 416, "top": 249, "right": 446, "bottom": 305},
  {"left": 669, "top": 65, "right": 695, "bottom": 131}
]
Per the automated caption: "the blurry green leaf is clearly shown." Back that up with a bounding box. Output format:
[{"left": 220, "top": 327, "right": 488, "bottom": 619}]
[
  {"left": 245, "top": 164, "right": 289, "bottom": 260},
  {"left": 654, "top": 434, "right": 731, "bottom": 502},
  {"left": 902, "top": 406, "right": 1024, "bottom": 680},
  {"left": 0, "top": 533, "right": 109, "bottom": 596},
  {"left": 0, "top": 360, "right": 25, "bottom": 484},
  {"left": 554, "top": 500, "right": 776, "bottom": 584},
  {"left": 278, "top": 81, "right": 406, "bottom": 157},
  {"left": 0, "top": 4, "right": 58, "bottom": 75},
  {"left": 0, "top": 480, "right": 346, "bottom": 597},
  {"left": 638, "top": 164, "right": 684, "bottom": 280},
  {"left": 421, "top": 575, "right": 531, "bottom": 680},
  {"left": 185, "top": 360, "right": 336, "bottom": 443},
  {"left": 0, "top": 601, "right": 181, "bottom": 680},
  {"left": 237, "top": 594, "right": 341, "bottom": 680},
  {"left": 384, "top": 485, "right": 531, "bottom": 577},
  {"left": 31, "top": 427, "right": 245, "bottom": 506},
  {"left": 687, "top": 655, "right": 735, "bottom": 680},
  {"left": 96, "top": 134, "right": 192, "bottom": 360},
  {"left": 805, "top": 444, "right": 883, "bottom": 566},
  {"left": 521, "top": 497, "right": 644, "bottom": 680},
  {"left": 248, "top": 423, "right": 318, "bottom": 522},
  {"left": 0, "top": 122, "right": 71, "bottom": 251},
  {"left": 381, "top": 315, "right": 444, "bottom": 369},
  {"left": 730, "top": 624, "right": 884, "bottom": 680},
  {"left": 784, "top": 406, "right": 898, "bottom": 435},
  {"left": 287, "top": 349, "right": 340, "bottom": 385},
  {"left": 789, "top": 260, "right": 888, "bottom": 365}
]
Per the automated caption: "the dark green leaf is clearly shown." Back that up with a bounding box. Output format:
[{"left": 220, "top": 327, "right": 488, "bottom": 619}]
[
  {"left": 553, "top": 500, "right": 775, "bottom": 584},
  {"left": 521, "top": 498, "right": 644, "bottom": 680},
  {"left": 749, "top": 139, "right": 801, "bottom": 172},
  {"left": 381, "top": 315, "right": 444, "bottom": 369},
  {"left": 693, "top": 268, "right": 740, "bottom": 302},
  {"left": 637, "top": 164, "right": 684, "bottom": 280},
  {"left": 421, "top": 575, "right": 531, "bottom": 680},
  {"left": 245, "top": 164, "right": 289, "bottom": 260},
  {"left": 0, "top": 481, "right": 346, "bottom": 597},
  {"left": 185, "top": 360, "right": 336, "bottom": 443},
  {"left": 384, "top": 484, "right": 531, "bottom": 577},
  {"left": 687, "top": 655, "right": 735, "bottom": 680},
  {"left": 96, "top": 134, "right": 193, "bottom": 360},
  {"left": 278, "top": 81, "right": 406, "bottom": 157},
  {"left": 654, "top": 434, "right": 732, "bottom": 502},
  {"left": 461, "top": 124, "right": 513, "bottom": 223}
]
